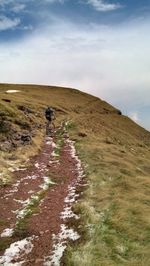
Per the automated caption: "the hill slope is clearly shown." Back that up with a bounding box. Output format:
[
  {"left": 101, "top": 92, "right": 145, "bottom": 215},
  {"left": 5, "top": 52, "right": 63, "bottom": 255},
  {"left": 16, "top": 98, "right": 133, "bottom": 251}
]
[{"left": 0, "top": 83, "right": 150, "bottom": 265}]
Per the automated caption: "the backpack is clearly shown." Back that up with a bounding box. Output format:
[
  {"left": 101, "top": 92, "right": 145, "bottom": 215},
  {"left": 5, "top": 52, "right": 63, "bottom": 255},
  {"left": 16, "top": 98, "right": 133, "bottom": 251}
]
[{"left": 45, "top": 107, "right": 53, "bottom": 120}]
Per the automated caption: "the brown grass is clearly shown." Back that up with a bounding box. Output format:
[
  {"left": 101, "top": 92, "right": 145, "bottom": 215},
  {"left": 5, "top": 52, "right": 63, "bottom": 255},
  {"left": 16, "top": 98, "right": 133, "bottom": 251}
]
[{"left": 0, "top": 83, "right": 150, "bottom": 265}]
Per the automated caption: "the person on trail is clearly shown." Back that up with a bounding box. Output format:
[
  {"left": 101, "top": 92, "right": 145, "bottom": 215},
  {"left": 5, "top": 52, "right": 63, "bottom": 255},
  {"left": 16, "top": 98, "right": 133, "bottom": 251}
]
[{"left": 45, "top": 106, "right": 55, "bottom": 134}]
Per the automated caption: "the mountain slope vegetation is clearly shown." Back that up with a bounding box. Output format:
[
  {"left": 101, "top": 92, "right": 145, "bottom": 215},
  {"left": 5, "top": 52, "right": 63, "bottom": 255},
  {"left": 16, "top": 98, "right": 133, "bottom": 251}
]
[{"left": 0, "top": 83, "right": 150, "bottom": 265}]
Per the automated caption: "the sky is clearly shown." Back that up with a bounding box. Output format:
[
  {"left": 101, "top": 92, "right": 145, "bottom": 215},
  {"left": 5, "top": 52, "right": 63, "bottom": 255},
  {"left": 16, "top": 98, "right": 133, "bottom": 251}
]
[{"left": 0, "top": 0, "right": 150, "bottom": 131}]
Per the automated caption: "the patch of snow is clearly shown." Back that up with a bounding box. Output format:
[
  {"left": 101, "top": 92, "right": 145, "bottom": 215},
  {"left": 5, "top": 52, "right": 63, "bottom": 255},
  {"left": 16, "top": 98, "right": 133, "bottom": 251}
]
[
  {"left": 59, "top": 224, "right": 80, "bottom": 241},
  {"left": 51, "top": 151, "right": 59, "bottom": 157},
  {"left": 6, "top": 90, "right": 20, "bottom": 93},
  {"left": 64, "top": 185, "right": 78, "bottom": 204},
  {"left": 39, "top": 176, "right": 55, "bottom": 190},
  {"left": 14, "top": 198, "right": 31, "bottom": 219},
  {"left": 64, "top": 197, "right": 75, "bottom": 203},
  {"left": 44, "top": 224, "right": 80, "bottom": 266},
  {"left": 46, "top": 141, "right": 52, "bottom": 145},
  {"left": 46, "top": 137, "right": 53, "bottom": 141},
  {"left": 35, "top": 163, "right": 40, "bottom": 168},
  {"left": 8, "top": 166, "right": 27, "bottom": 173},
  {"left": 4, "top": 173, "right": 38, "bottom": 198},
  {"left": 0, "top": 236, "right": 35, "bottom": 265},
  {"left": 1, "top": 228, "right": 14, "bottom": 238},
  {"left": 48, "top": 160, "right": 53, "bottom": 165},
  {"left": 46, "top": 139, "right": 56, "bottom": 146},
  {"left": 13, "top": 177, "right": 55, "bottom": 222},
  {"left": 4, "top": 185, "right": 19, "bottom": 198},
  {"left": 44, "top": 138, "right": 84, "bottom": 266},
  {"left": 44, "top": 243, "right": 66, "bottom": 266},
  {"left": 48, "top": 160, "right": 60, "bottom": 165},
  {"left": 51, "top": 142, "right": 57, "bottom": 148},
  {"left": 14, "top": 198, "right": 30, "bottom": 205},
  {"left": 61, "top": 183, "right": 80, "bottom": 221},
  {"left": 60, "top": 206, "right": 79, "bottom": 220},
  {"left": 28, "top": 190, "right": 35, "bottom": 194},
  {"left": 26, "top": 174, "right": 38, "bottom": 180},
  {"left": 15, "top": 167, "right": 27, "bottom": 171}
]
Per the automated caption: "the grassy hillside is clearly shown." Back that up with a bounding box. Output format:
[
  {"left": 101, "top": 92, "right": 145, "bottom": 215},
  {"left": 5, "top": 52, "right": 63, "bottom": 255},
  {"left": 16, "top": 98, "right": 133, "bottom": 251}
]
[{"left": 0, "top": 83, "right": 150, "bottom": 265}]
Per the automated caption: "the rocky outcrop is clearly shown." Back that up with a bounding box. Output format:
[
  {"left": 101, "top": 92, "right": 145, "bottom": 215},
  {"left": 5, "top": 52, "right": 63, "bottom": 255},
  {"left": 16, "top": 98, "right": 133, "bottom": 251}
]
[
  {"left": 0, "top": 130, "right": 32, "bottom": 152},
  {"left": 20, "top": 132, "right": 32, "bottom": 145},
  {"left": 2, "top": 99, "right": 11, "bottom": 103},
  {"left": 0, "top": 105, "right": 41, "bottom": 152},
  {"left": 17, "top": 105, "right": 34, "bottom": 114},
  {"left": 0, "top": 141, "right": 12, "bottom": 152},
  {"left": 103, "top": 108, "right": 122, "bottom": 115}
]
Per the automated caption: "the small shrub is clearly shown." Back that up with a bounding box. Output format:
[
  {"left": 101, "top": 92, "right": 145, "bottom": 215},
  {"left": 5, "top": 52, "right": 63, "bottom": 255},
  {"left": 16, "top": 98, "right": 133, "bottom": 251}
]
[
  {"left": 0, "top": 238, "right": 13, "bottom": 252},
  {"left": 0, "top": 119, "right": 11, "bottom": 133},
  {"left": 15, "top": 119, "right": 31, "bottom": 130}
]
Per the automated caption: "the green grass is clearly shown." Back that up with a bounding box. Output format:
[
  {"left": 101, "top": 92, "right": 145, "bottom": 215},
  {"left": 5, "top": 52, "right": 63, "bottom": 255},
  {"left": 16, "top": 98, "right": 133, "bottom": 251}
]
[
  {"left": 63, "top": 125, "right": 150, "bottom": 266},
  {"left": 53, "top": 124, "right": 66, "bottom": 157},
  {"left": 0, "top": 238, "right": 14, "bottom": 252},
  {"left": 0, "top": 84, "right": 150, "bottom": 265},
  {"left": 14, "top": 179, "right": 55, "bottom": 237},
  {"left": 54, "top": 138, "right": 64, "bottom": 156}
]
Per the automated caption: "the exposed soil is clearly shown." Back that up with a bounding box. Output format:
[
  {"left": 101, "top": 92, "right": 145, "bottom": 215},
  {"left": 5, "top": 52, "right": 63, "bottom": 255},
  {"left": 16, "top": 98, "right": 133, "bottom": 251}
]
[{"left": 0, "top": 127, "right": 85, "bottom": 265}]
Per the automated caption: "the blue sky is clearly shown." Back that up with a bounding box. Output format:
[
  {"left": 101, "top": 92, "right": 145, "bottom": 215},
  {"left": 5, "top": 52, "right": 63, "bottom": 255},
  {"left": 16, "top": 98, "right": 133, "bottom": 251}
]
[{"left": 0, "top": 0, "right": 150, "bottom": 130}]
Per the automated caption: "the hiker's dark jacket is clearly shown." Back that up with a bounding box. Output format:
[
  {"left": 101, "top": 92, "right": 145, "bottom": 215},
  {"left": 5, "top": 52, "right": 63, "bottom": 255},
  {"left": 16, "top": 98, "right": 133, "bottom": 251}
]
[{"left": 45, "top": 107, "right": 54, "bottom": 121}]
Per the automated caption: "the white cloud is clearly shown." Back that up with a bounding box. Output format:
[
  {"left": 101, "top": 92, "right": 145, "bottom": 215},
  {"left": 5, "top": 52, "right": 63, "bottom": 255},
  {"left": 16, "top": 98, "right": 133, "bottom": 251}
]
[
  {"left": 11, "top": 3, "right": 26, "bottom": 13},
  {"left": 0, "top": 16, "right": 150, "bottom": 130},
  {"left": 128, "top": 112, "right": 140, "bottom": 123},
  {"left": 0, "top": 0, "right": 13, "bottom": 6},
  {"left": 0, "top": 15, "right": 20, "bottom": 31},
  {"left": 86, "top": 0, "right": 121, "bottom": 12},
  {"left": 44, "top": 0, "right": 64, "bottom": 2},
  {"left": 0, "top": 0, "right": 120, "bottom": 12}
]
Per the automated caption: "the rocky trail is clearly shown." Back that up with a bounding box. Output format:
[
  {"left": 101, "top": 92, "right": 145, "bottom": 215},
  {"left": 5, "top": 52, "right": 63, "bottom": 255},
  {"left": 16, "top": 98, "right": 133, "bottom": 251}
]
[{"left": 0, "top": 126, "right": 86, "bottom": 266}]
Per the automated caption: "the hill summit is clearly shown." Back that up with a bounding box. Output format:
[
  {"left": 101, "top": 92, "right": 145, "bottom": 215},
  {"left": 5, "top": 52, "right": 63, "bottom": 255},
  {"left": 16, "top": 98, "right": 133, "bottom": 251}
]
[
  {"left": 0, "top": 83, "right": 149, "bottom": 153},
  {"left": 0, "top": 83, "right": 150, "bottom": 265}
]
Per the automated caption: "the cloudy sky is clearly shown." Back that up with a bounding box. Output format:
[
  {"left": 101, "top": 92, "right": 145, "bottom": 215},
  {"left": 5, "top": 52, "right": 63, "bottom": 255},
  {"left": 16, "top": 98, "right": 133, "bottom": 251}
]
[{"left": 0, "top": 0, "right": 150, "bottom": 130}]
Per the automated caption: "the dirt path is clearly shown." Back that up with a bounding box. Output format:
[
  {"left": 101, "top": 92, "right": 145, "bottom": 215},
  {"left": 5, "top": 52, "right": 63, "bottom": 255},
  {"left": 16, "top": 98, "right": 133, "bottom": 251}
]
[{"left": 0, "top": 126, "right": 86, "bottom": 265}]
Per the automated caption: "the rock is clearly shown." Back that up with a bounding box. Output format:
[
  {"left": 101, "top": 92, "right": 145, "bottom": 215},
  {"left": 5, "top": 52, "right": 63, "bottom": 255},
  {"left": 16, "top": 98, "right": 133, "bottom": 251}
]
[
  {"left": 33, "top": 123, "right": 42, "bottom": 129},
  {"left": 8, "top": 155, "right": 18, "bottom": 160},
  {"left": 0, "top": 111, "right": 7, "bottom": 117},
  {"left": 0, "top": 120, "right": 11, "bottom": 134},
  {"left": 54, "top": 107, "right": 67, "bottom": 114},
  {"left": 11, "top": 141, "right": 19, "bottom": 148},
  {"left": 2, "top": 98, "right": 11, "bottom": 103},
  {"left": 105, "top": 137, "right": 114, "bottom": 144},
  {"left": 0, "top": 141, "right": 12, "bottom": 152},
  {"left": 12, "top": 132, "right": 22, "bottom": 141},
  {"left": 21, "top": 132, "right": 32, "bottom": 145},
  {"left": 116, "top": 109, "right": 122, "bottom": 115},
  {"left": 17, "top": 105, "right": 34, "bottom": 114},
  {"left": 103, "top": 108, "right": 122, "bottom": 115},
  {"left": 78, "top": 132, "right": 87, "bottom": 137},
  {"left": 31, "top": 130, "right": 36, "bottom": 137}
]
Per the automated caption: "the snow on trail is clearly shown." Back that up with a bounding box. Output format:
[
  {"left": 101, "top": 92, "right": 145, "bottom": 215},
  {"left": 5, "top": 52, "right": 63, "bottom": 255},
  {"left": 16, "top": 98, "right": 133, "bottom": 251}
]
[
  {"left": 0, "top": 127, "right": 86, "bottom": 265},
  {"left": 44, "top": 225, "right": 80, "bottom": 266},
  {"left": 0, "top": 236, "right": 36, "bottom": 265},
  {"left": 1, "top": 228, "right": 14, "bottom": 238},
  {"left": 6, "top": 90, "right": 20, "bottom": 93},
  {"left": 0, "top": 136, "right": 57, "bottom": 264},
  {"left": 1, "top": 137, "right": 56, "bottom": 200},
  {"left": 44, "top": 139, "right": 85, "bottom": 266}
]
